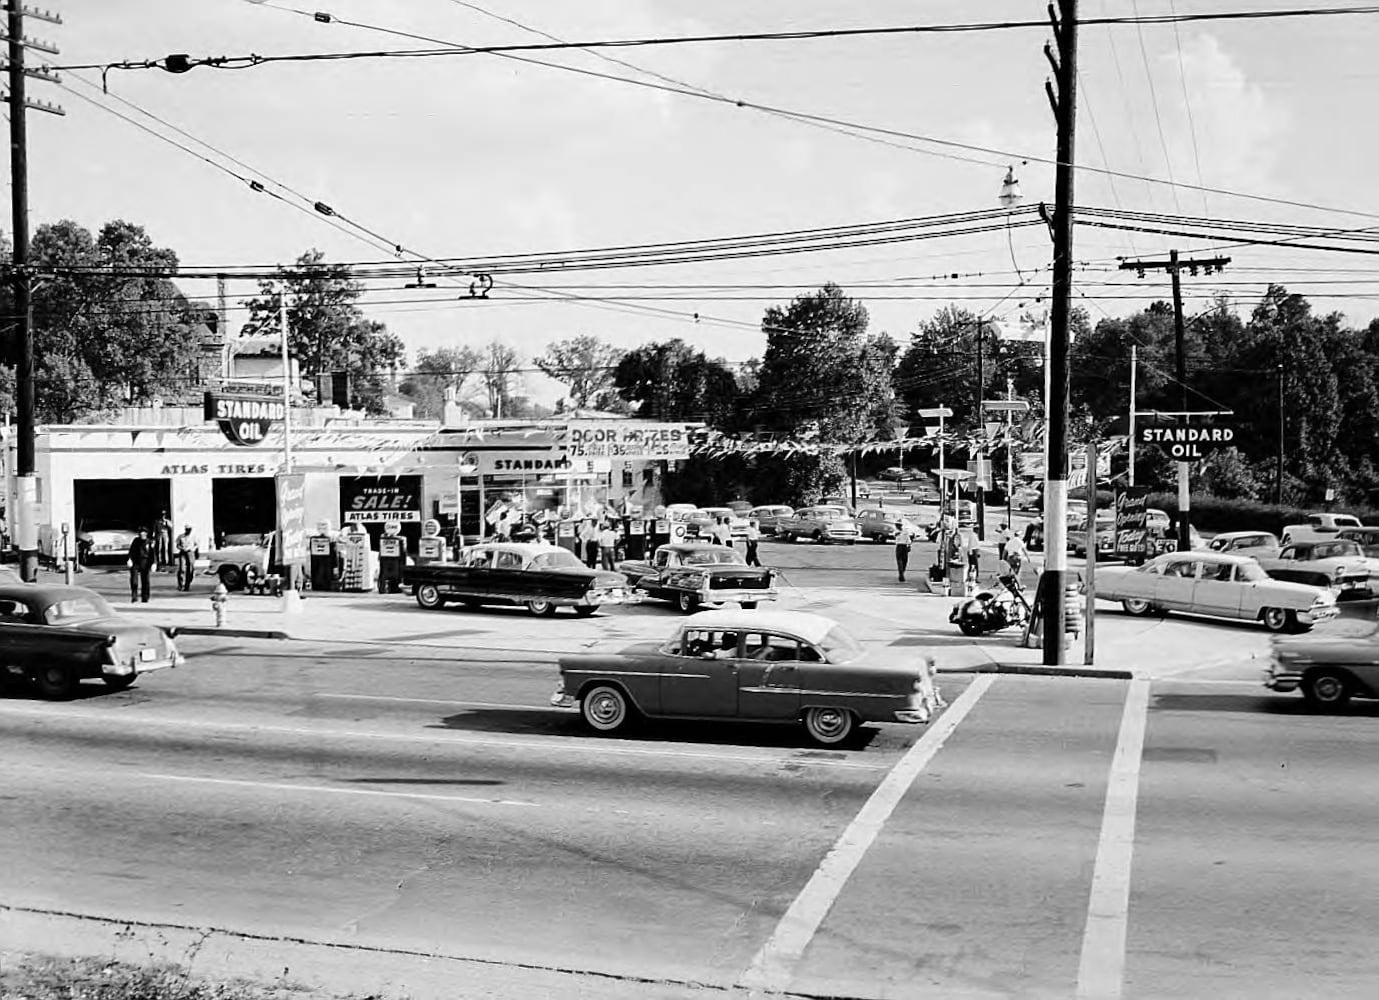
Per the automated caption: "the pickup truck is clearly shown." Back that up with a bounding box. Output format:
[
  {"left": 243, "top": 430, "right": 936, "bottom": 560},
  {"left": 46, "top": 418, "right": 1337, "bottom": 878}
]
[
  {"left": 402, "top": 541, "right": 634, "bottom": 617},
  {"left": 1280, "top": 512, "right": 1365, "bottom": 547},
  {"left": 0, "top": 583, "right": 183, "bottom": 699},
  {"left": 1255, "top": 538, "right": 1379, "bottom": 599}
]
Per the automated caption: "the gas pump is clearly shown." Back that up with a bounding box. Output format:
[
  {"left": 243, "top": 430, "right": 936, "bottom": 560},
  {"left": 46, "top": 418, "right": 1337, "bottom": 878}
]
[
  {"left": 417, "top": 518, "right": 448, "bottom": 564},
  {"left": 308, "top": 520, "right": 339, "bottom": 592},
  {"left": 337, "top": 522, "right": 374, "bottom": 592},
  {"left": 377, "top": 520, "right": 405, "bottom": 594}
]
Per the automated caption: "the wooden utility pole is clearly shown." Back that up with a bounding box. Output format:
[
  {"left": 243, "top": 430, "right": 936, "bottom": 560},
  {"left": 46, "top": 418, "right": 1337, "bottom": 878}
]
[
  {"left": 1040, "top": 0, "right": 1079, "bottom": 665},
  {"left": 1119, "top": 252, "right": 1230, "bottom": 551},
  {"left": 5, "top": 3, "right": 63, "bottom": 582}
]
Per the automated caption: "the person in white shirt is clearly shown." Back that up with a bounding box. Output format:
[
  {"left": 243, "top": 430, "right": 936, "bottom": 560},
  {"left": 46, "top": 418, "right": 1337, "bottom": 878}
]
[
  {"left": 1004, "top": 530, "right": 1028, "bottom": 579},
  {"left": 744, "top": 519, "right": 762, "bottom": 566},
  {"left": 894, "top": 519, "right": 915, "bottom": 582},
  {"left": 996, "top": 522, "right": 1013, "bottom": 564},
  {"left": 598, "top": 523, "right": 620, "bottom": 570},
  {"left": 712, "top": 517, "right": 733, "bottom": 547},
  {"left": 578, "top": 519, "right": 599, "bottom": 567}
]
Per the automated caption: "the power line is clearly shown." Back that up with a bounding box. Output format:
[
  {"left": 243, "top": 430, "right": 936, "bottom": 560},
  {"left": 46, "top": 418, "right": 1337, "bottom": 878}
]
[
  {"left": 1167, "top": 0, "right": 1210, "bottom": 217},
  {"left": 1130, "top": 0, "right": 1182, "bottom": 212}
]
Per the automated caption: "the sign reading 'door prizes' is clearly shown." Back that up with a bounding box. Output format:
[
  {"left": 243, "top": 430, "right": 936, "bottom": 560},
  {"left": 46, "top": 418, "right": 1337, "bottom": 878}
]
[
  {"left": 1138, "top": 420, "right": 1234, "bottom": 461},
  {"left": 204, "top": 390, "right": 286, "bottom": 446},
  {"left": 340, "top": 475, "right": 423, "bottom": 522},
  {"left": 566, "top": 422, "right": 691, "bottom": 462},
  {"left": 1114, "top": 486, "right": 1149, "bottom": 559}
]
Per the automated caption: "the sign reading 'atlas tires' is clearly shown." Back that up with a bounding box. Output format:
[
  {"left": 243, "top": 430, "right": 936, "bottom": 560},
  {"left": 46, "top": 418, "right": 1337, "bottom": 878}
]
[{"left": 1138, "top": 424, "right": 1234, "bottom": 460}]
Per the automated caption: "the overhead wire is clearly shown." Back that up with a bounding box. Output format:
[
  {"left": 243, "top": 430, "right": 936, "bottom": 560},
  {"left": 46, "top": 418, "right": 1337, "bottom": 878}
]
[
  {"left": 1166, "top": 0, "right": 1210, "bottom": 217},
  {"left": 1130, "top": 0, "right": 1182, "bottom": 212}
]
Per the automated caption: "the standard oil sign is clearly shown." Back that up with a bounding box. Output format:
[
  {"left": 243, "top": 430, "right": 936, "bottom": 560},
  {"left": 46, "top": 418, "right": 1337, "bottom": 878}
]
[
  {"left": 204, "top": 391, "right": 286, "bottom": 446},
  {"left": 1138, "top": 423, "right": 1234, "bottom": 460}
]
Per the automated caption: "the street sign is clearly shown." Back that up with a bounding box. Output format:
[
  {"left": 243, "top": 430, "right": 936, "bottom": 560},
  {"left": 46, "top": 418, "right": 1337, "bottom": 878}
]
[
  {"left": 917, "top": 406, "right": 954, "bottom": 418},
  {"left": 1137, "top": 423, "right": 1235, "bottom": 460},
  {"left": 933, "top": 467, "right": 974, "bottom": 481},
  {"left": 982, "top": 400, "right": 1031, "bottom": 412},
  {"left": 967, "top": 459, "right": 992, "bottom": 490}
]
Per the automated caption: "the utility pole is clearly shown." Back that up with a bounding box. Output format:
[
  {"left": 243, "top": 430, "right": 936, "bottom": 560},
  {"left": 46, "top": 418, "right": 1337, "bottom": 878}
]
[
  {"left": 1275, "top": 364, "right": 1285, "bottom": 505},
  {"left": 1128, "top": 345, "right": 1137, "bottom": 486},
  {"left": 1040, "top": 0, "right": 1079, "bottom": 666},
  {"left": 974, "top": 323, "right": 985, "bottom": 540},
  {"left": 1119, "top": 251, "right": 1229, "bottom": 550},
  {"left": 5, "top": 3, "right": 63, "bottom": 582}
]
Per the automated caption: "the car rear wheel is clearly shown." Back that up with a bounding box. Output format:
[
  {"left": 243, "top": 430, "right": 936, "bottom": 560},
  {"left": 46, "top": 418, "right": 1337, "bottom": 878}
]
[
  {"left": 1302, "top": 669, "right": 1352, "bottom": 708},
  {"left": 218, "top": 565, "right": 244, "bottom": 591},
  {"left": 527, "top": 598, "right": 557, "bottom": 617},
  {"left": 581, "top": 684, "right": 633, "bottom": 734},
  {"left": 415, "top": 584, "right": 445, "bottom": 610},
  {"left": 1122, "top": 598, "right": 1153, "bottom": 616},
  {"left": 1261, "top": 607, "right": 1296, "bottom": 633},
  {"left": 677, "top": 592, "right": 700, "bottom": 614},
  {"left": 573, "top": 605, "right": 599, "bottom": 617},
  {"left": 803, "top": 706, "right": 856, "bottom": 746},
  {"left": 34, "top": 663, "right": 77, "bottom": 700},
  {"left": 103, "top": 674, "right": 136, "bottom": 692}
]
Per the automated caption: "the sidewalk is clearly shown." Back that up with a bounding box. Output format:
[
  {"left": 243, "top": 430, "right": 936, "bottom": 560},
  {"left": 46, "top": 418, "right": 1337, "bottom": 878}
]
[{"left": 107, "top": 572, "right": 1256, "bottom": 680}]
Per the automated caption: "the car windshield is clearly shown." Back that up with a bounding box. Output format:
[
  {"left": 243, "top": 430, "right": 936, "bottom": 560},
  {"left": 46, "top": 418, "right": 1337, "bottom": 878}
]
[
  {"left": 815, "top": 508, "right": 849, "bottom": 519},
  {"left": 818, "top": 624, "right": 865, "bottom": 664},
  {"left": 1315, "top": 541, "right": 1361, "bottom": 559},
  {"left": 43, "top": 594, "right": 115, "bottom": 624},
  {"left": 683, "top": 549, "right": 745, "bottom": 566},
  {"left": 222, "top": 533, "right": 266, "bottom": 547},
  {"left": 528, "top": 549, "right": 585, "bottom": 570}
]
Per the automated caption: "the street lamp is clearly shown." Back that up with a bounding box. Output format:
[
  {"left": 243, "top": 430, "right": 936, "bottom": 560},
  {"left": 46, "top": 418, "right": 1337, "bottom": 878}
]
[{"left": 999, "top": 166, "right": 1023, "bottom": 209}]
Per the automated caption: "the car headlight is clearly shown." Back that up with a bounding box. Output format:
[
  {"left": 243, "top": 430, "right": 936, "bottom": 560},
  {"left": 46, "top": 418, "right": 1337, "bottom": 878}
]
[{"left": 1334, "top": 566, "right": 1346, "bottom": 580}]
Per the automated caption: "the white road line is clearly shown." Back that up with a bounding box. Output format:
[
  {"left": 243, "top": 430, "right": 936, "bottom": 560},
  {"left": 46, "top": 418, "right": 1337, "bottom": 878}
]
[
  {"left": 1076, "top": 678, "right": 1151, "bottom": 1000},
  {"left": 0, "top": 705, "right": 886, "bottom": 771},
  {"left": 140, "top": 772, "right": 536, "bottom": 807},
  {"left": 318, "top": 693, "right": 550, "bottom": 711},
  {"left": 736, "top": 673, "right": 995, "bottom": 996}
]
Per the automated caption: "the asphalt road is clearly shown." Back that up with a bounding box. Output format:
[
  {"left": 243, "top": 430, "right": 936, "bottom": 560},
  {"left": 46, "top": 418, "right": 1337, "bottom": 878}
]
[{"left": 5, "top": 622, "right": 1379, "bottom": 999}]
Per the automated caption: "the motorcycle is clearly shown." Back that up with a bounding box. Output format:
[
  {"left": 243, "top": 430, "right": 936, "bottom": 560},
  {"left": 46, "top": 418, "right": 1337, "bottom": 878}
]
[{"left": 949, "top": 574, "right": 1032, "bottom": 637}]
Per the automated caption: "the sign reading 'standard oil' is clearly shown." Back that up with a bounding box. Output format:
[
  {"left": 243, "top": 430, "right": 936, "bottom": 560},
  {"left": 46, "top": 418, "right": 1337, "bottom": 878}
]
[{"left": 203, "top": 390, "right": 287, "bottom": 446}]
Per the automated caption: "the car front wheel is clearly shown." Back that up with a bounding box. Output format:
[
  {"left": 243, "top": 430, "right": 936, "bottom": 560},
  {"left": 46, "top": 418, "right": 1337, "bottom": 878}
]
[
  {"left": 1302, "top": 669, "right": 1352, "bottom": 708},
  {"left": 415, "top": 584, "right": 445, "bottom": 610},
  {"left": 218, "top": 565, "right": 244, "bottom": 591},
  {"left": 1122, "top": 598, "right": 1153, "bottom": 616},
  {"left": 527, "top": 598, "right": 557, "bottom": 617},
  {"left": 803, "top": 706, "right": 856, "bottom": 746},
  {"left": 677, "top": 592, "right": 700, "bottom": 614},
  {"left": 581, "top": 684, "right": 633, "bottom": 733},
  {"left": 1261, "top": 607, "right": 1296, "bottom": 633}
]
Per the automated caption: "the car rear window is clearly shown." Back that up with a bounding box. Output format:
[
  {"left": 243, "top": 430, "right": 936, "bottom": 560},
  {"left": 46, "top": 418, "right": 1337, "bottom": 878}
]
[{"left": 43, "top": 595, "right": 114, "bottom": 625}]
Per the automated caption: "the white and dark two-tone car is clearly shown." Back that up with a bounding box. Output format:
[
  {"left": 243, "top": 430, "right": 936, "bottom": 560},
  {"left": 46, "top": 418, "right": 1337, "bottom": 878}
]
[
  {"left": 1095, "top": 551, "right": 1338, "bottom": 633},
  {"left": 552, "top": 610, "right": 942, "bottom": 745},
  {"left": 616, "top": 543, "right": 776, "bottom": 613}
]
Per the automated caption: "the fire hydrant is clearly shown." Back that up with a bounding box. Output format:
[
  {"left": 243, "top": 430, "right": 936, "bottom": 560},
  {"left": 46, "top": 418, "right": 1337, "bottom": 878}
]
[{"left": 211, "top": 583, "right": 229, "bottom": 628}]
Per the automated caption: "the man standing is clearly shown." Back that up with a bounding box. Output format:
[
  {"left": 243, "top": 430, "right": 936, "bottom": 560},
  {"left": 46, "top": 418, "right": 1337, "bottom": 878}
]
[
  {"left": 744, "top": 518, "right": 762, "bottom": 567},
  {"left": 894, "top": 519, "right": 914, "bottom": 582},
  {"left": 598, "top": 521, "right": 620, "bottom": 570},
  {"left": 579, "top": 519, "right": 599, "bottom": 568},
  {"left": 996, "top": 522, "right": 1013, "bottom": 565},
  {"left": 155, "top": 511, "right": 174, "bottom": 571},
  {"left": 1004, "top": 530, "right": 1028, "bottom": 581},
  {"left": 712, "top": 516, "right": 733, "bottom": 547},
  {"left": 127, "top": 527, "right": 154, "bottom": 603},
  {"left": 174, "top": 524, "right": 200, "bottom": 592}
]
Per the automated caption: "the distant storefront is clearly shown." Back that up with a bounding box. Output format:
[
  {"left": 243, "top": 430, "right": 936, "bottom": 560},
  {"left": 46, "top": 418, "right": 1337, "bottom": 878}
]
[{"left": 4, "top": 411, "right": 694, "bottom": 558}]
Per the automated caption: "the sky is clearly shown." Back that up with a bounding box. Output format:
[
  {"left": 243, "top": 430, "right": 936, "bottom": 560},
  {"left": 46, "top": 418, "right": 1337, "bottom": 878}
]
[{"left": 19, "top": 0, "right": 1379, "bottom": 407}]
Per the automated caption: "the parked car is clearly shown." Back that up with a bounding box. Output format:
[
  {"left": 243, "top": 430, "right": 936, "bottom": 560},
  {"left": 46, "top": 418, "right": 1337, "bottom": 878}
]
[
  {"left": 724, "top": 500, "right": 754, "bottom": 515},
  {"left": 855, "top": 508, "right": 926, "bottom": 543},
  {"left": 403, "top": 542, "right": 635, "bottom": 617},
  {"left": 1094, "top": 551, "right": 1338, "bottom": 633},
  {"left": 76, "top": 519, "right": 139, "bottom": 564},
  {"left": 617, "top": 543, "right": 776, "bottom": 613},
  {"left": 1146, "top": 508, "right": 1172, "bottom": 534},
  {"left": 550, "top": 609, "right": 939, "bottom": 745},
  {"left": 909, "top": 483, "right": 942, "bottom": 506},
  {"left": 1337, "top": 526, "right": 1379, "bottom": 558},
  {"left": 700, "top": 506, "right": 750, "bottom": 542},
  {"left": 1266, "top": 624, "right": 1379, "bottom": 707},
  {"left": 749, "top": 505, "right": 795, "bottom": 536},
  {"left": 776, "top": 505, "right": 862, "bottom": 544},
  {"left": 1207, "top": 531, "right": 1281, "bottom": 560},
  {"left": 0, "top": 583, "right": 184, "bottom": 699},
  {"left": 1011, "top": 486, "right": 1042, "bottom": 511},
  {"left": 1280, "top": 512, "right": 1365, "bottom": 547},
  {"left": 203, "top": 531, "right": 274, "bottom": 591},
  {"left": 878, "top": 467, "right": 924, "bottom": 482},
  {"left": 1070, "top": 512, "right": 1118, "bottom": 560},
  {"left": 1255, "top": 539, "right": 1379, "bottom": 600}
]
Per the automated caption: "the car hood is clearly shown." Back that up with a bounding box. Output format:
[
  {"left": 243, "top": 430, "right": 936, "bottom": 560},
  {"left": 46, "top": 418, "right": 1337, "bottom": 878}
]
[
  {"left": 80, "top": 529, "right": 136, "bottom": 542},
  {"left": 1272, "top": 633, "right": 1379, "bottom": 662}
]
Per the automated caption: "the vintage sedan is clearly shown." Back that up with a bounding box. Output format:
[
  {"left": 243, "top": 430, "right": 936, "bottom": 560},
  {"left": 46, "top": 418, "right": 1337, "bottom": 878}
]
[
  {"left": 856, "top": 508, "right": 928, "bottom": 543},
  {"left": 776, "top": 505, "right": 861, "bottom": 544},
  {"left": 1071, "top": 512, "right": 1119, "bottom": 560},
  {"left": 551, "top": 610, "right": 941, "bottom": 745},
  {"left": 0, "top": 583, "right": 184, "bottom": 699},
  {"left": 1207, "top": 530, "right": 1281, "bottom": 560},
  {"left": 1095, "top": 551, "right": 1338, "bottom": 633},
  {"left": 1255, "top": 538, "right": 1379, "bottom": 599},
  {"left": 749, "top": 505, "right": 795, "bottom": 536},
  {"left": 403, "top": 542, "right": 634, "bottom": 616},
  {"left": 617, "top": 543, "right": 776, "bottom": 612},
  {"left": 203, "top": 531, "right": 274, "bottom": 590},
  {"left": 76, "top": 519, "right": 139, "bottom": 564},
  {"left": 1265, "top": 620, "right": 1379, "bottom": 708},
  {"left": 700, "top": 506, "right": 751, "bottom": 542},
  {"left": 1338, "top": 526, "right": 1379, "bottom": 559}
]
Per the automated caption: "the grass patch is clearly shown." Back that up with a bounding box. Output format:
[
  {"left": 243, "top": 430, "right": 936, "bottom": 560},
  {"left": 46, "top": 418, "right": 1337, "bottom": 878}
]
[{"left": 0, "top": 953, "right": 387, "bottom": 1000}]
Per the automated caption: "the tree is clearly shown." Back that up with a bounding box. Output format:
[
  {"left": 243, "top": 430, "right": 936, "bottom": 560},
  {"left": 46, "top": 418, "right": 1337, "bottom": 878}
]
[
  {"left": 481, "top": 340, "right": 523, "bottom": 417},
  {"left": 244, "top": 249, "right": 405, "bottom": 414},
  {"left": 534, "top": 335, "right": 625, "bottom": 411},
  {"left": 612, "top": 339, "right": 740, "bottom": 426},
  {"left": 398, "top": 346, "right": 483, "bottom": 420}
]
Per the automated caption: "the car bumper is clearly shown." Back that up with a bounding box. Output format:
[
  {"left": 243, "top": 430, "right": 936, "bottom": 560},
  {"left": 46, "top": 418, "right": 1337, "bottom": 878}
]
[
  {"left": 893, "top": 709, "right": 932, "bottom": 724},
  {"left": 581, "top": 588, "right": 639, "bottom": 606},
  {"left": 550, "top": 688, "right": 577, "bottom": 708},
  {"left": 1297, "top": 605, "right": 1339, "bottom": 625},
  {"left": 703, "top": 587, "right": 778, "bottom": 605},
  {"left": 1263, "top": 667, "right": 1302, "bottom": 692}
]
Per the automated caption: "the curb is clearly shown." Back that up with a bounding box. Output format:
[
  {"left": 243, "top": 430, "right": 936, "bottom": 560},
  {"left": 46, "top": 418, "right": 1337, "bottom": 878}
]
[
  {"left": 174, "top": 627, "right": 290, "bottom": 640},
  {"left": 938, "top": 663, "right": 1133, "bottom": 680}
]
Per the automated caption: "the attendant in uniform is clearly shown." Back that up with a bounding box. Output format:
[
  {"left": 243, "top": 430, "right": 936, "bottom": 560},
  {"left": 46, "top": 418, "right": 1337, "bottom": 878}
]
[
  {"left": 894, "top": 519, "right": 914, "bottom": 582},
  {"left": 579, "top": 519, "right": 599, "bottom": 568},
  {"left": 127, "top": 528, "right": 154, "bottom": 603},
  {"left": 174, "top": 524, "right": 199, "bottom": 592},
  {"left": 598, "top": 522, "right": 620, "bottom": 570},
  {"left": 745, "top": 519, "right": 762, "bottom": 567}
]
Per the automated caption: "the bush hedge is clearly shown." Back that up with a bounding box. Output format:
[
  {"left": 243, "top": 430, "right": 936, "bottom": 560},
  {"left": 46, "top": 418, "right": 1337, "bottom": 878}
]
[{"left": 1137, "top": 494, "right": 1377, "bottom": 535}]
